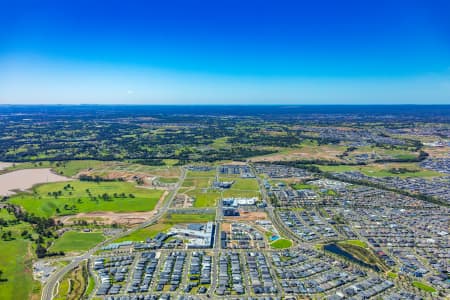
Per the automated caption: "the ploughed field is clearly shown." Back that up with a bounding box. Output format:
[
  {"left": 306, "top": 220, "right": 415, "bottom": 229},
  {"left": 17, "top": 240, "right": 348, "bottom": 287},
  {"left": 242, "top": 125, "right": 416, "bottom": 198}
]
[{"left": 9, "top": 181, "right": 164, "bottom": 218}]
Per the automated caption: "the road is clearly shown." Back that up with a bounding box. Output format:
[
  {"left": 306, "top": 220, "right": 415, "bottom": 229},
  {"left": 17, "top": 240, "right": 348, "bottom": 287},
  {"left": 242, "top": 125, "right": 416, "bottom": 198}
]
[{"left": 41, "top": 168, "right": 186, "bottom": 300}]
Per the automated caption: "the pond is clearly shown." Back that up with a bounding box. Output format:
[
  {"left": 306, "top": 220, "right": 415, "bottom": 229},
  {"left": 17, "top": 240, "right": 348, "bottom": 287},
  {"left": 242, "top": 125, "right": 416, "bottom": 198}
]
[{"left": 324, "top": 243, "right": 380, "bottom": 272}]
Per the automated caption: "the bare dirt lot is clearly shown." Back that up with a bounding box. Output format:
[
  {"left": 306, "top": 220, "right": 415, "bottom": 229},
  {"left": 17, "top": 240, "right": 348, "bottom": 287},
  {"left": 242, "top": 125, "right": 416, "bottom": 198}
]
[
  {"left": 0, "top": 168, "right": 71, "bottom": 196},
  {"left": 221, "top": 222, "right": 232, "bottom": 233},
  {"left": 0, "top": 162, "right": 13, "bottom": 170},
  {"left": 223, "top": 211, "right": 267, "bottom": 222},
  {"left": 250, "top": 146, "right": 344, "bottom": 162},
  {"left": 57, "top": 211, "right": 156, "bottom": 226}
]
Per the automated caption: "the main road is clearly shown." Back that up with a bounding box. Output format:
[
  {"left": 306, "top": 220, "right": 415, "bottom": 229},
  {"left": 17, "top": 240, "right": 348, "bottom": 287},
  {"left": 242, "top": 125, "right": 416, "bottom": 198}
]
[{"left": 41, "top": 168, "right": 186, "bottom": 300}]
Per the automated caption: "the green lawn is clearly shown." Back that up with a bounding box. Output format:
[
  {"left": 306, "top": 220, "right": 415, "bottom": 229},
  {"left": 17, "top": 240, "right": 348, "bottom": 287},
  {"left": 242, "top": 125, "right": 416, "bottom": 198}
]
[
  {"left": 270, "top": 238, "right": 292, "bottom": 249},
  {"left": 9, "top": 180, "right": 164, "bottom": 218},
  {"left": 339, "top": 239, "right": 368, "bottom": 248},
  {"left": 412, "top": 281, "right": 436, "bottom": 293},
  {"left": 49, "top": 231, "right": 105, "bottom": 253}
]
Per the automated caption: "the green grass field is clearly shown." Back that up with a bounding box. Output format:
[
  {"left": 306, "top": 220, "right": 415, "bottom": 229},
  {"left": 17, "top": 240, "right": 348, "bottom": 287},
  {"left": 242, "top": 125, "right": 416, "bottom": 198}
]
[
  {"left": 412, "top": 281, "right": 436, "bottom": 293},
  {"left": 4, "top": 160, "right": 108, "bottom": 177},
  {"left": 219, "top": 177, "right": 260, "bottom": 199},
  {"left": 163, "top": 213, "right": 216, "bottom": 224},
  {"left": 291, "top": 183, "right": 318, "bottom": 190},
  {"left": 49, "top": 231, "right": 105, "bottom": 253},
  {"left": 270, "top": 238, "right": 292, "bottom": 249},
  {"left": 157, "top": 177, "right": 179, "bottom": 184},
  {"left": 0, "top": 209, "right": 16, "bottom": 221},
  {"left": 220, "top": 177, "right": 259, "bottom": 190},
  {"left": 338, "top": 239, "right": 368, "bottom": 248},
  {"left": 0, "top": 239, "right": 33, "bottom": 300},
  {"left": 387, "top": 271, "right": 398, "bottom": 279},
  {"left": 182, "top": 177, "right": 212, "bottom": 189},
  {"left": 9, "top": 180, "right": 164, "bottom": 218},
  {"left": 318, "top": 163, "right": 442, "bottom": 178},
  {"left": 185, "top": 170, "right": 217, "bottom": 178},
  {"left": 187, "top": 189, "right": 221, "bottom": 207}
]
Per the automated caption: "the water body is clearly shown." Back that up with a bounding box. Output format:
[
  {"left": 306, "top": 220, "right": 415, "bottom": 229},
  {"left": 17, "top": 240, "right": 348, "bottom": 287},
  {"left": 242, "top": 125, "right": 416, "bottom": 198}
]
[
  {"left": 324, "top": 243, "right": 380, "bottom": 272},
  {"left": 0, "top": 168, "right": 71, "bottom": 196}
]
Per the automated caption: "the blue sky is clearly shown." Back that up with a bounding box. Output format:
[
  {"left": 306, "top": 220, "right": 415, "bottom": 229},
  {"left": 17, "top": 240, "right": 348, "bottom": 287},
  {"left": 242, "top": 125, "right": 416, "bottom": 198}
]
[{"left": 0, "top": 0, "right": 449, "bottom": 104}]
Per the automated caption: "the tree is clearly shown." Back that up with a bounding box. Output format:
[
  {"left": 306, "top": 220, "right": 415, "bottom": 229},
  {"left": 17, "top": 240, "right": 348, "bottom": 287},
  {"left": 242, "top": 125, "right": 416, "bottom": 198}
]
[{"left": 0, "top": 269, "right": 6, "bottom": 282}]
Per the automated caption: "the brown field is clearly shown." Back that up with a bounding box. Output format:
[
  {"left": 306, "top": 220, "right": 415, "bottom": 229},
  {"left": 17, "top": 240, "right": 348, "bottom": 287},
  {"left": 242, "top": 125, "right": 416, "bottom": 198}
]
[
  {"left": 0, "top": 168, "right": 71, "bottom": 196},
  {"left": 221, "top": 222, "right": 231, "bottom": 233},
  {"left": 0, "top": 162, "right": 13, "bottom": 170},
  {"left": 223, "top": 211, "right": 267, "bottom": 222},
  {"left": 424, "top": 146, "right": 450, "bottom": 158},
  {"left": 250, "top": 145, "right": 345, "bottom": 162},
  {"left": 58, "top": 211, "right": 156, "bottom": 225}
]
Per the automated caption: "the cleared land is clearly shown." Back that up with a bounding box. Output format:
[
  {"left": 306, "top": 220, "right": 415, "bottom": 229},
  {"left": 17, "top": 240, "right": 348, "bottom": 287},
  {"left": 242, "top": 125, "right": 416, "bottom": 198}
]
[
  {"left": 0, "top": 168, "right": 71, "bottom": 196},
  {"left": 249, "top": 141, "right": 346, "bottom": 162},
  {"left": 318, "top": 163, "right": 442, "bottom": 178},
  {"left": 58, "top": 210, "right": 157, "bottom": 226},
  {"left": 0, "top": 162, "right": 13, "bottom": 170},
  {"left": 9, "top": 180, "right": 164, "bottom": 218},
  {"left": 223, "top": 211, "right": 267, "bottom": 222},
  {"left": 49, "top": 231, "right": 105, "bottom": 253}
]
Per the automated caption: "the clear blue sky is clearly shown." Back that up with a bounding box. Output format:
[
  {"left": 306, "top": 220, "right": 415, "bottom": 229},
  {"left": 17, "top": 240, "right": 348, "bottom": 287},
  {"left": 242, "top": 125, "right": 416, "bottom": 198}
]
[{"left": 1, "top": 0, "right": 449, "bottom": 104}]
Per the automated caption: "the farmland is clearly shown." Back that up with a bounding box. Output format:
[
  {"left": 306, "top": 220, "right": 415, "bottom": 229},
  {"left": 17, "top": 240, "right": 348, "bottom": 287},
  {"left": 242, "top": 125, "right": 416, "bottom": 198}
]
[{"left": 9, "top": 181, "right": 164, "bottom": 218}]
